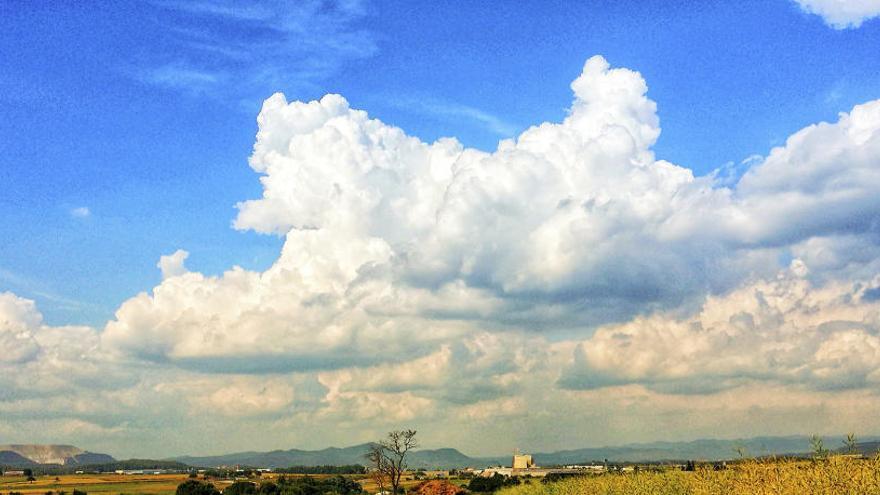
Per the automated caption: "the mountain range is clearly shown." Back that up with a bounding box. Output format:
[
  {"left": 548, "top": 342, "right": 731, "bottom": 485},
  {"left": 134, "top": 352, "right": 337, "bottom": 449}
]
[
  {"left": 5, "top": 435, "right": 879, "bottom": 470},
  {"left": 0, "top": 445, "right": 115, "bottom": 467},
  {"left": 174, "top": 445, "right": 484, "bottom": 470},
  {"left": 171, "top": 435, "right": 880, "bottom": 468}
]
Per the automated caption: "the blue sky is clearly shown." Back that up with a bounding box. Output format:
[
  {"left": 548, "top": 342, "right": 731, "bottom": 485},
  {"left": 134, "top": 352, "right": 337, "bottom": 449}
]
[
  {"left": 3, "top": 0, "right": 879, "bottom": 326},
  {"left": 6, "top": 1, "right": 880, "bottom": 457}
]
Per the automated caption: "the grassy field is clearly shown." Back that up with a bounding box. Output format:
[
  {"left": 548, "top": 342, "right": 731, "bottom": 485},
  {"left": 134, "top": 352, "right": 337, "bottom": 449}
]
[
  {"left": 8, "top": 458, "right": 880, "bottom": 495},
  {"left": 0, "top": 472, "right": 431, "bottom": 495},
  {"left": 498, "top": 456, "right": 880, "bottom": 495},
  {"left": 0, "top": 474, "right": 230, "bottom": 495}
]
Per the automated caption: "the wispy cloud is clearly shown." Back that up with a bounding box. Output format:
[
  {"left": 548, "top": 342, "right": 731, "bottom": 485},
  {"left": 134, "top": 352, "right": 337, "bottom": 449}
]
[
  {"left": 137, "top": 0, "right": 377, "bottom": 98},
  {"left": 70, "top": 206, "right": 91, "bottom": 218},
  {"left": 391, "top": 96, "right": 520, "bottom": 137},
  {"left": 0, "top": 267, "right": 101, "bottom": 314}
]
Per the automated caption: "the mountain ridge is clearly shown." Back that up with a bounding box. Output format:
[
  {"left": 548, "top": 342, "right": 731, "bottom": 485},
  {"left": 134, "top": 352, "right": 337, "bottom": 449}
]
[
  {"left": 0, "top": 445, "right": 115, "bottom": 467},
  {"left": 170, "top": 435, "right": 879, "bottom": 468}
]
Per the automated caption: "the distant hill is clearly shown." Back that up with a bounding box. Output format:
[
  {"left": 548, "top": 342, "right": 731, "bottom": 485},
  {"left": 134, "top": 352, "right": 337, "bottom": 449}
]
[
  {"left": 174, "top": 444, "right": 496, "bottom": 469},
  {"left": 0, "top": 450, "right": 38, "bottom": 467},
  {"left": 528, "top": 436, "right": 858, "bottom": 464},
  {"left": 835, "top": 441, "right": 880, "bottom": 456},
  {"left": 0, "top": 445, "right": 115, "bottom": 466},
  {"left": 172, "top": 435, "right": 879, "bottom": 469}
]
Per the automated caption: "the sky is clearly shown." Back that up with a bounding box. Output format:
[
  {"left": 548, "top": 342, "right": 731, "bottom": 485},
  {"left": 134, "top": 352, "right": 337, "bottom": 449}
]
[{"left": 2, "top": 0, "right": 880, "bottom": 459}]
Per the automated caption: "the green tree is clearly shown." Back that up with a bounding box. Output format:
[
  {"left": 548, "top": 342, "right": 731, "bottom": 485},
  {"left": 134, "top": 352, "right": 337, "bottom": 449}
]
[
  {"left": 176, "top": 480, "right": 221, "bottom": 495},
  {"left": 810, "top": 435, "right": 828, "bottom": 459},
  {"left": 467, "top": 474, "right": 508, "bottom": 493},
  {"left": 258, "top": 482, "right": 279, "bottom": 495},
  {"left": 224, "top": 482, "right": 256, "bottom": 495},
  {"left": 844, "top": 433, "right": 858, "bottom": 454}
]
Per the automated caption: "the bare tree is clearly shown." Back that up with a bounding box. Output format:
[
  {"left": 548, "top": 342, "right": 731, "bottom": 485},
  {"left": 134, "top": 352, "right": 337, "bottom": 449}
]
[
  {"left": 366, "top": 443, "right": 389, "bottom": 494},
  {"left": 365, "top": 430, "right": 418, "bottom": 495}
]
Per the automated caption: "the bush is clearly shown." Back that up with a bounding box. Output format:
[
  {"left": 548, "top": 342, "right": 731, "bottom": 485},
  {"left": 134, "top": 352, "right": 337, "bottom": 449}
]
[
  {"left": 224, "top": 482, "right": 257, "bottom": 495},
  {"left": 176, "top": 480, "right": 221, "bottom": 495},
  {"left": 258, "top": 482, "right": 279, "bottom": 495},
  {"left": 273, "top": 475, "right": 363, "bottom": 495},
  {"left": 468, "top": 474, "right": 512, "bottom": 492}
]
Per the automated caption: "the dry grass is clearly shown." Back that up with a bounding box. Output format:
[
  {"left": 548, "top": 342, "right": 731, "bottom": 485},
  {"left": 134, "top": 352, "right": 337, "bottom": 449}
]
[
  {"left": 498, "top": 456, "right": 880, "bottom": 495},
  {"left": 0, "top": 473, "right": 231, "bottom": 495},
  {"left": 0, "top": 472, "right": 428, "bottom": 495}
]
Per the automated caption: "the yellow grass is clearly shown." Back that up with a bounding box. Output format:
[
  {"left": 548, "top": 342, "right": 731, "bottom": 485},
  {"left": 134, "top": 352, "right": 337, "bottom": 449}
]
[
  {"left": 0, "top": 472, "right": 429, "bottom": 495},
  {"left": 0, "top": 474, "right": 231, "bottom": 495},
  {"left": 498, "top": 456, "right": 880, "bottom": 495}
]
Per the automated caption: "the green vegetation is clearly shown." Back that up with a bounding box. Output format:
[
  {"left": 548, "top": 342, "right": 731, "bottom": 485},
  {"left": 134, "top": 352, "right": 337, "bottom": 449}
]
[
  {"left": 467, "top": 474, "right": 520, "bottom": 492},
  {"left": 223, "top": 482, "right": 256, "bottom": 495},
  {"left": 275, "top": 467, "right": 366, "bottom": 475},
  {"left": 176, "top": 480, "right": 221, "bottom": 495},
  {"left": 217, "top": 476, "right": 363, "bottom": 495}
]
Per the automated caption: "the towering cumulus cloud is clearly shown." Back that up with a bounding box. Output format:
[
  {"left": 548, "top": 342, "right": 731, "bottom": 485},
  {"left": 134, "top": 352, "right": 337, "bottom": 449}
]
[{"left": 5, "top": 56, "right": 880, "bottom": 451}]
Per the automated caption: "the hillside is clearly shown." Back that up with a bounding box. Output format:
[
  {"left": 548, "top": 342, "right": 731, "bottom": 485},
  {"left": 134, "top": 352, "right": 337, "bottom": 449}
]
[
  {"left": 835, "top": 441, "right": 880, "bottom": 456},
  {"left": 0, "top": 445, "right": 115, "bottom": 466},
  {"left": 0, "top": 450, "right": 38, "bottom": 467},
  {"left": 529, "top": 436, "right": 880, "bottom": 464},
  {"left": 172, "top": 435, "right": 876, "bottom": 469},
  {"left": 175, "top": 444, "right": 494, "bottom": 469}
]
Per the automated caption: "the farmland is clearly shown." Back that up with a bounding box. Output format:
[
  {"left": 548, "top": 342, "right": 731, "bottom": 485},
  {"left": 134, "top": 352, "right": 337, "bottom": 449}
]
[
  {"left": 0, "top": 473, "right": 210, "bottom": 495},
  {"left": 6, "top": 456, "right": 880, "bottom": 495},
  {"left": 0, "top": 472, "right": 433, "bottom": 495}
]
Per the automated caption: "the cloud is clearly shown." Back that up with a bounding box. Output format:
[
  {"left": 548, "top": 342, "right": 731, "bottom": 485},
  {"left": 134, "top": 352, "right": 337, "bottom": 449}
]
[
  {"left": 70, "top": 206, "right": 90, "bottom": 218},
  {"left": 793, "top": 0, "right": 880, "bottom": 28},
  {"left": 560, "top": 261, "right": 880, "bottom": 393},
  {"left": 139, "top": 0, "right": 377, "bottom": 97},
  {"left": 6, "top": 55, "right": 880, "bottom": 453},
  {"left": 103, "top": 55, "right": 880, "bottom": 380},
  {"left": 0, "top": 292, "right": 42, "bottom": 364},
  {"left": 389, "top": 96, "right": 520, "bottom": 137},
  {"left": 158, "top": 249, "right": 190, "bottom": 279}
]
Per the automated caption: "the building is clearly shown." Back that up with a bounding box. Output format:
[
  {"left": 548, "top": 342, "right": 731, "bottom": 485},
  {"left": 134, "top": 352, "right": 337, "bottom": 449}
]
[
  {"left": 2, "top": 470, "right": 25, "bottom": 477},
  {"left": 512, "top": 450, "right": 534, "bottom": 470}
]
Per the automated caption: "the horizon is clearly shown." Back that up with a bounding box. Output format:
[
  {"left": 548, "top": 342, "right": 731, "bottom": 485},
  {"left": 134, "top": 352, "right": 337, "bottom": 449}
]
[
  {"left": 3, "top": 0, "right": 880, "bottom": 460},
  {"left": 7, "top": 433, "right": 879, "bottom": 462}
]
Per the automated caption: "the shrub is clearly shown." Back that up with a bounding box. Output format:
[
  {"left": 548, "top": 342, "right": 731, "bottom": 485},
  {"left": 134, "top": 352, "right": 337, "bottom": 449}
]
[
  {"left": 224, "top": 482, "right": 257, "bottom": 495},
  {"left": 176, "top": 480, "right": 221, "bottom": 495}
]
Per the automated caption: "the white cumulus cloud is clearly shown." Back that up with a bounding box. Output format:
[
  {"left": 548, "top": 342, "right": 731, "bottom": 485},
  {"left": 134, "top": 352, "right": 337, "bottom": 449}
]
[
  {"left": 794, "top": 0, "right": 880, "bottom": 28},
  {"left": 5, "top": 55, "right": 880, "bottom": 453}
]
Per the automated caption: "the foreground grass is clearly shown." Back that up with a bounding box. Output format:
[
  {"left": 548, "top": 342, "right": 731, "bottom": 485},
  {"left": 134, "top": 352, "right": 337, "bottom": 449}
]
[{"left": 498, "top": 456, "right": 880, "bottom": 495}]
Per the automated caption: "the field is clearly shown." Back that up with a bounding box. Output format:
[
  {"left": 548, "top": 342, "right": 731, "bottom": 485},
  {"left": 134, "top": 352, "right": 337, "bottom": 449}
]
[
  {"left": 7, "top": 458, "right": 880, "bottom": 495},
  {"left": 0, "top": 472, "right": 432, "bottom": 495},
  {"left": 498, "top": 456, "right": 880, "bottom": 495},
  {"left": 0, "top": 474, "right": 226, "bottom": 495}
]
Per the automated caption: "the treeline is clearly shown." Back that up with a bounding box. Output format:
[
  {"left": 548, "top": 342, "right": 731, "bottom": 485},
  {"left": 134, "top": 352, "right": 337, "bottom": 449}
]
[
  {"left": 275, "top": 465, "right": 366, "bottom": 474},
  {"left": 178, "top": 475, "right": 363, "bottom": 495},
  {"left": 14, "top": 459, "right": 190, "bottom": 475},
  {"left": 81, "top": 459, "right": 191, "bottom": 471}
]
